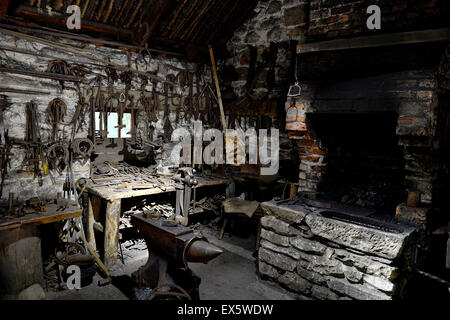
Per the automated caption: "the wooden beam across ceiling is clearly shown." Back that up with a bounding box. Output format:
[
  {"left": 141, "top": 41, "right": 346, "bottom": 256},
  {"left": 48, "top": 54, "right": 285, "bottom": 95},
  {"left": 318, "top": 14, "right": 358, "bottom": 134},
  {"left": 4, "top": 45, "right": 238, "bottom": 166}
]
[
  {"left": 297, "top": 28, "right": 450, "bottom": 54},
  {"left": 11, "top": 5, "right": 133, "bottom": 40},
  {"left": 134, "top": 0, "right": 175, "bottom": 47}
]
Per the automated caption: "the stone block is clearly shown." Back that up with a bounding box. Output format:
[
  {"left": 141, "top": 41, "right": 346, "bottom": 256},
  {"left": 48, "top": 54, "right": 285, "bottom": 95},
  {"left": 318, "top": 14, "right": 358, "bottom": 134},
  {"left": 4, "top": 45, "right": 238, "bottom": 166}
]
[
  {"left": 290, "top": 237, "right": 326, "bottom": 254},
  {"left": 311, "top": 284, "right": 339, "bottom": 300},
  {"left": 261, "top": 215, "right": 291, "bottom": 235},
  {"left": 297, "top": 250, "right": 344, "bottom": 277},
  {"left": 326, "top": 277, "right": 392, "bottom": 300},
  {"left": 363, "top": 274, "right": 395, "bottom": 293},
  {"left": 296, "top": 266, "right": 327, "bottom": 286},
  {"left": 260, "top": 229, "right": 290, "bottom": 247},
  {"left": 333, "top": 248, "right": 398, "bottom": 279},
  {"left": 260, "top": 240, "right": 301, "bottom": 260},
  {"left": 259, "top": 261, "right": 281, "bottom": 279},
  {"left": 342, "top": 266, "right": 364, "bottom": 284},
  {"left": 259, "top": 247, "right": 297, "bottom": 272},
  {"left": 305, "top": 212, "right": 414, "bottom": 260},
  {"left": 279, "top": 272, "right": 312, "bottom": 295},
  {"left": 260, "top": 201, "right": 307, "bottom": 224}
]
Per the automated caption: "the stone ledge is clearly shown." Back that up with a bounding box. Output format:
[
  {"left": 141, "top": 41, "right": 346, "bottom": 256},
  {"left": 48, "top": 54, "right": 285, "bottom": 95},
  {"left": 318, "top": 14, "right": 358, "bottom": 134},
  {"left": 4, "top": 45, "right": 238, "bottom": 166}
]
[
  {"left": 305, "top": 212, "right": 415, "bottom": 260},
  {"left": 260, "top": 201, "right": 308, "bottom": 224},
  {"left": 326, "top": 277, "right": 392, "bottom": 300}
]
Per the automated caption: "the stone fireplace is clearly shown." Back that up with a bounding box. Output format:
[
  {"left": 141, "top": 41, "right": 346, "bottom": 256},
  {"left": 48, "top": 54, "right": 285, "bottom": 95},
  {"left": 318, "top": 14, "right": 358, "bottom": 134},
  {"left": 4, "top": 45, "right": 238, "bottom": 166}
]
[
  {"left": 257, "top": 41, "right": 449, "bottom": 299},
  {"left": 282, "top": 63, "right": 443, "bottom": 229}
]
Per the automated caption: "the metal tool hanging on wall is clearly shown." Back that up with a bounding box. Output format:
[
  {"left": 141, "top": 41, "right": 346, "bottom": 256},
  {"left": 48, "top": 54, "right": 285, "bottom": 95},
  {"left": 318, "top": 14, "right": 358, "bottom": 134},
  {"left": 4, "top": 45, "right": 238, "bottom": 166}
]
[
  {"left": 287, "top": 55, "right": 302, "bottom": 97},
  {"left": 0, "top": 129, "right": 13, "bottom": 198},
  {"left": 118, "top": 71, "right": 133, "bottom": 139},
  {"left": 162, "top": 83, "right": 173, "bottom": 142},
  {"left": 47, "top": 98, "right": 67, "bottom": 142},
  {"left": 25, "top": 101, "right": 43, "bottom": 184}
]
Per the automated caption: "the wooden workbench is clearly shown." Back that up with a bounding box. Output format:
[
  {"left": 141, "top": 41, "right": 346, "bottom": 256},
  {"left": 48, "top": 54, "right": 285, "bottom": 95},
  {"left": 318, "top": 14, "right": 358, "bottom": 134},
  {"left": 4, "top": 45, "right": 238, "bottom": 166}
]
[
  {"left": 86, "top": 173, "right": 233, "bottom": 267},
  {"left": 0, "top": 202, "right": 82, "bottom": 231},
  {"left": 0, "top": 201, "right": 82, "bottom": 295}
]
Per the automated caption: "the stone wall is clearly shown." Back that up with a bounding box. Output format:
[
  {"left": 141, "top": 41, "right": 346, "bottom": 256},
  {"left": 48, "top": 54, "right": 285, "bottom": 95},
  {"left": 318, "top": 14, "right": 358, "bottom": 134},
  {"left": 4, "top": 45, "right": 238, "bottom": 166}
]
[
  {"left": 224, "top": 0, "right": 308, "bottom": 100},
  {"left": 0, "top": 33, "right": 209, "bottom": 201},
  {"left": 308, "top": 0, "right": 447, "bottom": 41},
  {"left": 224, "top": 0, "right": 448, "bottom": 99},
  {"left": 259, "top": 201, "right": 416, "bottom": 300}
]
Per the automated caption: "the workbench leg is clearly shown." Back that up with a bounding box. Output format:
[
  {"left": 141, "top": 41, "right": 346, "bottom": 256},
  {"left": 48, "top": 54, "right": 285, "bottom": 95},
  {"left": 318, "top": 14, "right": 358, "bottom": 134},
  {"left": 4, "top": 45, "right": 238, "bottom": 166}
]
[
  {"left": 104, "top": 200, "right": 121, "bottom": 268},
  {"left": 86, "top": 196, "right": 97, "bottom": 251}
]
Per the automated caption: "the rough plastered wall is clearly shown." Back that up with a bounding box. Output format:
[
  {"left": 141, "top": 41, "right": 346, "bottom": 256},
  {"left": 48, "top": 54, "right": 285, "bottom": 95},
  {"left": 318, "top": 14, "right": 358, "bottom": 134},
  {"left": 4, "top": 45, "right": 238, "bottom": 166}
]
[
  {"left": 224, "top": 0, "right": 309, "bottom": 100},
  {"left": 0, "top": 32, "right": 209, "bottom": 201}
]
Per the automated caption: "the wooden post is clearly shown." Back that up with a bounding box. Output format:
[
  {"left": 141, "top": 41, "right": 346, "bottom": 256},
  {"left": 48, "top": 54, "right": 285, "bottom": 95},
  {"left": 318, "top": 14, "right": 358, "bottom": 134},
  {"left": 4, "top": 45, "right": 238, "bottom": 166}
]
[
  {"left": 103, "top": 199, "right": 121, "bottom": 267},
  {"left": 208, "top": 45, "right": 227, "bottom": 131},
  {"left": 86, "top": 196, "right": 97, "bottom": 251}
]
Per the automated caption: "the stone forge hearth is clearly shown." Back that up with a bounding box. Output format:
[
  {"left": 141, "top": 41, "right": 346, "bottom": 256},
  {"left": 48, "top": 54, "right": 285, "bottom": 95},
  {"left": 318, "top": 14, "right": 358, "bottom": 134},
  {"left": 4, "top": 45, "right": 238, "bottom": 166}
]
[
  {"left": 285, "top": 69, "right": 440, "bottom": 229},
  {"left": 259, "top": 201, "right": 416, "bottom": 300},
  {"left": 257, "top": 68, "right": 443, "bottom": 300}
]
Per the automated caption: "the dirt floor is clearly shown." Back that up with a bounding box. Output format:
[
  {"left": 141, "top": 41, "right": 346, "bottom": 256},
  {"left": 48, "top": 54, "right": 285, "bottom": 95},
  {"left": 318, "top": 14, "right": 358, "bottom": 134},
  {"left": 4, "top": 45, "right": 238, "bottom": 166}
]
[{"left": 45, "top": 220, "right": 296, "bottom": 300}]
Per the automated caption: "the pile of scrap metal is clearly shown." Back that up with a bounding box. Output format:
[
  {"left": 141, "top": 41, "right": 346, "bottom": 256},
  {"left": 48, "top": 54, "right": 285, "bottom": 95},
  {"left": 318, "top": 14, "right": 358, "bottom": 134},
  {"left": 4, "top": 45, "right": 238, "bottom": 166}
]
[
  {"left": 190, "top": 194, "right": 223, "bottom": 215},
  {"left": 0, "top": 196, "right": 49, "bottom": 219},
  {"left": 43, "top": 241, "right": 96, "bottom": 291},
  {"left": 93, "top": 161, "right": 156, "bottom": 178},
  {"left": 121, "top": 200, "right": 176, "bottom": 229}
]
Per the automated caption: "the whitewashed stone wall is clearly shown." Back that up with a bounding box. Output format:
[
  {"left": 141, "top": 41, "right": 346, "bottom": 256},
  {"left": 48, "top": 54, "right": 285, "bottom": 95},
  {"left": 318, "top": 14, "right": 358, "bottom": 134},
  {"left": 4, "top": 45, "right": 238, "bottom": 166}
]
[{"left": 0, "top": 33, "right": 208, "bottom": 201}]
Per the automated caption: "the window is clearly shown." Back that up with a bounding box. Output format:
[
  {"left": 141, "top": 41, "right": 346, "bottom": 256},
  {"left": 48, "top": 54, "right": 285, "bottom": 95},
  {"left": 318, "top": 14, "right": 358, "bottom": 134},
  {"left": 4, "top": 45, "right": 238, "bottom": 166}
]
[{"left": 95, "top": 112, "right": 132, "bottom": 138}]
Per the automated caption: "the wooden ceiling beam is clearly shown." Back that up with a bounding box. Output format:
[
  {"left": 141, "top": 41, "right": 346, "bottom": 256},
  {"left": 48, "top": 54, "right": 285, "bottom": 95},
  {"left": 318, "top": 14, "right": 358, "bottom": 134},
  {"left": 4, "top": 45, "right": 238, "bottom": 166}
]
[
  {"left": 297, "top": 28, "right": 450, "bottom": 54},
  {"left": 134, "top": 0, "right": 175, "bottom": 47},
  {"left": 11, "top": 5, "right": 133, "bottom": 39}
]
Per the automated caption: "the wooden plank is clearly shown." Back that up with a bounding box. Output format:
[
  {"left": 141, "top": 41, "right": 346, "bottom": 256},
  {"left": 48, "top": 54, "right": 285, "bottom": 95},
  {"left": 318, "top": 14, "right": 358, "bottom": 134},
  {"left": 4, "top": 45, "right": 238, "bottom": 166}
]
[
  {"left": 86, "top": 176, "right": 233, "bottom": 200},
  {"left": 103, "top": 199, "right": 121, "bottom": 268},
  {"left": 0, "top": 203, "right": 81, "bottom": 231},
  {"left": 297, "top": 28, "right": 450, "bottom": 54}
]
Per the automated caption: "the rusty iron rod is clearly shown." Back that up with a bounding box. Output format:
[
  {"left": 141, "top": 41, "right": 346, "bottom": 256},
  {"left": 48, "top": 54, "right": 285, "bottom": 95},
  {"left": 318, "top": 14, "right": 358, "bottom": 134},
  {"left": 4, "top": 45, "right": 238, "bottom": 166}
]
[
  {"left": 0, "top": 67, "right": 81, "bottom": 82},
  {"left": 0, "top": 88, "right": 51, "bottom": 95}
]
